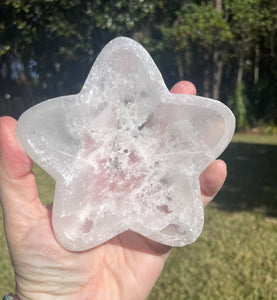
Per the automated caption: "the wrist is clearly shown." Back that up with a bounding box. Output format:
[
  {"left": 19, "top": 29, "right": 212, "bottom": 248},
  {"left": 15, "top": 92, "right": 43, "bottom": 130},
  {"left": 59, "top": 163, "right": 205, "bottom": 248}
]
[{"left": 15, "top": 277, "right": 123, "bottom": 300}]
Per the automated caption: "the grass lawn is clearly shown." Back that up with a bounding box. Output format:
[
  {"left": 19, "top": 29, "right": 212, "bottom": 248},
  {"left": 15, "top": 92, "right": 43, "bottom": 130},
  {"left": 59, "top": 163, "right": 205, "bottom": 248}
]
[{"left": 1, "top": 134, "right": 277, "bottom": 299}]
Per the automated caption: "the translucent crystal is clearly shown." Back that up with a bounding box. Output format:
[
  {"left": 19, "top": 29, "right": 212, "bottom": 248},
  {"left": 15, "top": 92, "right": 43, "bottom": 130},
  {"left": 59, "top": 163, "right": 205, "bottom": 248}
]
[{"left": 17, "top": 37, "right": 235, "bottom": 251}]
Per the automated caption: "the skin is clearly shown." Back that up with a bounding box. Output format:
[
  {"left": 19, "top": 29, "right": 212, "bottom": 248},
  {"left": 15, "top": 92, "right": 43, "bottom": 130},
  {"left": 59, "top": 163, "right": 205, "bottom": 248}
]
[{"left": 0, "top": 82, "right": 227, "bottom": 300}]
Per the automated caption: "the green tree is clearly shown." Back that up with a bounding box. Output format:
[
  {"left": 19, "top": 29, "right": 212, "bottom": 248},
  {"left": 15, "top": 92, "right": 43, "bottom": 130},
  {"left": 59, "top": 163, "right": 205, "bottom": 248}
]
[
  {"left": 0, "top": 0, "right": 276, "bottom": 127},
  {"left": 228, "top": 0, "right": 267, "bottom": 85},
  {"left": 227, "top": 0, "right": 277, "bottom": 126},
  {"left": 161, "top": 1, "right": 233, "bottom": 98},
  {"left": 0, "top": 0, "right": 169, "bottom": 117}
]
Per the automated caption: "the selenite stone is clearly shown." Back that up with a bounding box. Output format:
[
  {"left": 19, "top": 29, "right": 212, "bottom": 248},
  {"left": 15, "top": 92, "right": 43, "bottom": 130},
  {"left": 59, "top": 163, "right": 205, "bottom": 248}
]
[{"left": 16, "top": 37, "right": 235, "bottom": 251}]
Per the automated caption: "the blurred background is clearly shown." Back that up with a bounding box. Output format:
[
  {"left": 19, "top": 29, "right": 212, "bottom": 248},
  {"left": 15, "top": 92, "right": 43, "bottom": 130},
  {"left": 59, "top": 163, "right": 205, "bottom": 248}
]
[
  {"left": 0, "top": 0, "right": 277, "bottom": 132},
  {"left": 0, "top": 0, "right": 276, "bottom": 299}
]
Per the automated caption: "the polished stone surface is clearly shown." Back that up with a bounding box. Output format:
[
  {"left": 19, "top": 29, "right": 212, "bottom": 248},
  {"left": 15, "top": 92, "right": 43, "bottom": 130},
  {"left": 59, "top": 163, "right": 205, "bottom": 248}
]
[{"left": 17, "top": 37, "right": 235, "bottom": 251}]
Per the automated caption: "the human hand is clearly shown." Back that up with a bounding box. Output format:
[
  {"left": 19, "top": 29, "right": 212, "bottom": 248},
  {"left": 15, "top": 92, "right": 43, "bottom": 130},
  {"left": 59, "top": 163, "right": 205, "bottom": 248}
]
[{"left": 0, "top": 81, "right": 227, "bottom": 300}]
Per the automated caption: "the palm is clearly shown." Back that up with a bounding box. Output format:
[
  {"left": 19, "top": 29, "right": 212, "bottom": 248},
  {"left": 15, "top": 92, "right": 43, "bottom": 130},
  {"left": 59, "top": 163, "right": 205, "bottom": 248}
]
[
  {"left": 0, "top": 82, "right": 227, "bottom": 299},
  {"left": 9, "top": 201, "right": 170, "bottom": 299}
]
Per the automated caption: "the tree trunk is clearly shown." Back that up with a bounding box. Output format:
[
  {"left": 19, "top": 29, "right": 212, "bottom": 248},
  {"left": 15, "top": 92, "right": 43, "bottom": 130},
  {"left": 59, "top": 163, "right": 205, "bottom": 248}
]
[
  {"left": 176, "top": 52, "right": 184, "bottom": 80},
  {"left": 237, "top": 55, "right": 244, "bottom": 85},
  {"left": 254, "top": 44, "right": 260, "bottom": 85},
  {"left": 215, "top": 0, "right": 222, "bottom": 12},
  {"left": 270, "top": 28, "right": 275, "bottom": 57},
  {"left": 203, "top": 52, "right": 210, "bottom": 97},
  {"left": 211, "top": 0, "right": 223, "bottom": 99},
  {"left": 212, "top": 50, "right": 223, "bottom": 100}
]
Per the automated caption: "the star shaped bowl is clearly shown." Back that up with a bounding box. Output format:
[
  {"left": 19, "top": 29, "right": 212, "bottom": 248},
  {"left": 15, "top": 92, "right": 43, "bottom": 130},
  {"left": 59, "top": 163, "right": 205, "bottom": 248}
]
[{"left": 17, "top": 37, "right": 235, "bottom": 251}]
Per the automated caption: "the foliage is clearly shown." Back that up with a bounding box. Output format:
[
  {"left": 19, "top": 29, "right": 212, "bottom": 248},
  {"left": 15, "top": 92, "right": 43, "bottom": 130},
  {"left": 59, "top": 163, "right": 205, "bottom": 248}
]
[
  {"left": 228, "top": 0, "right": 268, "bottom": 52},
  {"left": 0, "top": 0, "right": 277, "bottom": 127},
  {"left": 228, "top": 83, "right": 250, "bottom": 131},
  {"left": 263, "top": 122, "right": 277, "bottom": 135},
  {"left": 163, "top": 2, "right": 233, "bottom": 50},
  {"left": 250, "top": 79, "right": 277, "bottom": 124}
]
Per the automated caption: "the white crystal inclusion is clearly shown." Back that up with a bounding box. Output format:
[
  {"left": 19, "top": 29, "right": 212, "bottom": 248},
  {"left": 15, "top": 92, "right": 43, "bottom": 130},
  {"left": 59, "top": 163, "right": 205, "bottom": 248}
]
[{"left": 17, "top": 37, "right": 235, "bottom": 251}]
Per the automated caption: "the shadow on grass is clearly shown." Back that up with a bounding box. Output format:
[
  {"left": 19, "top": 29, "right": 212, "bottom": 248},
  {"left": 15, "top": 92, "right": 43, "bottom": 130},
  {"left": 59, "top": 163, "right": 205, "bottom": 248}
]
[{"left": 215, "top": 142, "right": 277, "bottom": 217}]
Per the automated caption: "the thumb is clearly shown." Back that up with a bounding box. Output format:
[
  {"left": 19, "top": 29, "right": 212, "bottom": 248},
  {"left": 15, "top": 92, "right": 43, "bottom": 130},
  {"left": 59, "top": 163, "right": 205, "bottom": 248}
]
[
  {"left": 170, "top": 81, "right": 197, "bottom": 95},
  {"left": 0, "top": 116, "right": 44, "bottom": 220}
]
